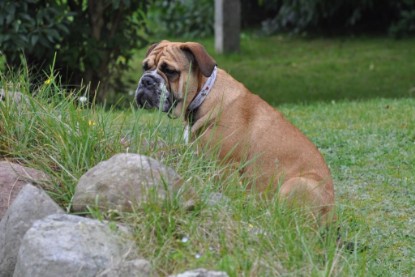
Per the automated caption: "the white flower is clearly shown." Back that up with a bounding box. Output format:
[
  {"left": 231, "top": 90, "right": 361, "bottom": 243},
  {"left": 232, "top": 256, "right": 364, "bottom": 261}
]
[
  {"left": 181, "top": 236, "right": 189, "bottom": 243},
  {"left": 79, "top": 96, "right": 88, "bottom": 104}
]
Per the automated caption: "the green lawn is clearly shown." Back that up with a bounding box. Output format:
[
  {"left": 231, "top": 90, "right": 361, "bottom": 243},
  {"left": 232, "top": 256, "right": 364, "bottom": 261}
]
[
  {"left": 282, "top": 99, "right": 415, "bottom": 275},
  {"left": 128, "top": 35, "right": 415, "bottom": 105},
  {"left": 1, "top": 35, "right": 415, "bottom": 276}
]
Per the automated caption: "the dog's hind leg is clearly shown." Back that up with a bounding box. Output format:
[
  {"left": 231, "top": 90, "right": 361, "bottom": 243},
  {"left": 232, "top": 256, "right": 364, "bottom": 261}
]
[{"left": 278, "top": 177, "right": 335, "bottom": 225}]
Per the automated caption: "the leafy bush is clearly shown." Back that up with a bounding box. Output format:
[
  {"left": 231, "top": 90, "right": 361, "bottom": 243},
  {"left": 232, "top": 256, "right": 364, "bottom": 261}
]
[
  {"left": 147, "top": 0, "right": 214, "bottom": 39},
  {"left": 0, "top": 0, "right": 149, "bottom": 103},
  {"left": 389, "top": 9, "right": 415, "bottom": 38},
  {"left": 260, "top": 0, "right": 415, "bottom": 36},
  {"left": 0, "top": 1, "right": 71, "bottom": 64}
]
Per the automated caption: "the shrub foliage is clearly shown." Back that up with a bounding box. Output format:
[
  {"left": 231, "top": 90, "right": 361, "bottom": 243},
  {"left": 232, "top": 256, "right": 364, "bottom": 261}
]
[
  {"left": 147, "top": 0, "right": 214, "bottom": 39},
  {"left": 0, "top": 0, "right": 149, "bottom": 102},
  {"left": 259, "top": 0, "right": 415, "bottom": 36}
]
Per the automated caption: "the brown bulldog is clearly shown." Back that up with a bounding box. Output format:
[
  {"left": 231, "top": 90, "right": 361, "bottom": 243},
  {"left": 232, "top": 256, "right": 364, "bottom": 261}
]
[{"left": 135, "top": 40, "right": 335, "bottom": 223}]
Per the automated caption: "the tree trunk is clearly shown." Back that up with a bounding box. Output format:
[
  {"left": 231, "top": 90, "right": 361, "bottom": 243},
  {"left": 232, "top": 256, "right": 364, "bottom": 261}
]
[{"left": 215, "top": 0, "right": 241, "bottom": 54}]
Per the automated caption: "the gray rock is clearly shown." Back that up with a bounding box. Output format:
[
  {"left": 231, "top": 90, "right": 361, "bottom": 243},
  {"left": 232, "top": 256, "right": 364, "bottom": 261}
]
[
  {"left": 0, "top": 89, "right": 25, "bottom": 104},
  {"left": 72, "top": 153, "right": 182, "bottom": 212},
  {"left": 0, "top": 161, "right": 50, "bottom": 219},
  {"left": 170, "top": 268, "right": 229, "bottom": 277},
  {"left": 98, "top": 259, "right": 151, "bottom": 277},
  {"left": 206, "top": 193, "right": 230, "bottom": 207},
  {"left": 0, "top": 89, "right": 31, "bottom": 113},
  {"left": 0, "top": 184, "right": 64, "bottom": 277},
  {"left": 13, "top": 214, "right": 149, "bottom": 277}
]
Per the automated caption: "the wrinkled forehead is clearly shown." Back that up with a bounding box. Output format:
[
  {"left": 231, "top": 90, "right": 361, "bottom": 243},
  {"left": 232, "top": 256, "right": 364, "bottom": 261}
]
[{"left": 144, "top": 43, "right": 192, "bottom": 69}]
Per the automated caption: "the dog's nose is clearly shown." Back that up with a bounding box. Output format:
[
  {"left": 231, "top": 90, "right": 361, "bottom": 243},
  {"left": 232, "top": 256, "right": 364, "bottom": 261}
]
[{"left": 141, "top": 75, "right": 157, "bottom": 87}]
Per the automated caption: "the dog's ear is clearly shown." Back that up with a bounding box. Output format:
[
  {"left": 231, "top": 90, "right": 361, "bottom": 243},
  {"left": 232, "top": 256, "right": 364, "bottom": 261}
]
[{"left": 180, "top": 42, "right": 217, "bottom": 77}]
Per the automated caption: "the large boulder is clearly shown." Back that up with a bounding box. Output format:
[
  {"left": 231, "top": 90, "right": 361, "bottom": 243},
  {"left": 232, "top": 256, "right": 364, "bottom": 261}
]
[
  {"left": 72, "top": 153, "right": 182, "bottom": 212},
  {"left": 0, "top": 161, "right": 50, "bottom": 219},
  {"left": 13, "top": 214, "right": 151, "bottom": 277},
  {"left": 0, "top": 184, "right": 64, "bottom": 277}
]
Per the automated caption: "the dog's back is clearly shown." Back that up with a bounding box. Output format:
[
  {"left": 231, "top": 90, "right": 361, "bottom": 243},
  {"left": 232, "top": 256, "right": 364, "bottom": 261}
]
[{"left": 195, "top": 69, "right": 335, "bottom": 223}]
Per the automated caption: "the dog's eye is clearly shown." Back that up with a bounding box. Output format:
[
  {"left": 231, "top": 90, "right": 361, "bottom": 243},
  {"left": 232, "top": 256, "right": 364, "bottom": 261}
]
[{"left": 163, "top": 67, "right": 178, "bottom": 76}]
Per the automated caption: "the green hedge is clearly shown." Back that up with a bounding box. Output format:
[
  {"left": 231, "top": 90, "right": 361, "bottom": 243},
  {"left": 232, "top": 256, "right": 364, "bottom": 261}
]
[
  {"left": 260, "top": 0, "right": 415, "bottom": 37},
  {"left": 0, "top": 0, "right": 149, "bottom": 102}
]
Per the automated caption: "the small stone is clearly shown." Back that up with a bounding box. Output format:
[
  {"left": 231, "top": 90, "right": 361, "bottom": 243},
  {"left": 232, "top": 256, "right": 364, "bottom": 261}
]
[
  {"left": 0, "top": 89, "right": 31, "bottom": 113},
  {"left": 98, "top": 259, "right": 151, "bottom": 277},
  {"left": 169, "top": 268, "right": 229, "bottom": 277}
]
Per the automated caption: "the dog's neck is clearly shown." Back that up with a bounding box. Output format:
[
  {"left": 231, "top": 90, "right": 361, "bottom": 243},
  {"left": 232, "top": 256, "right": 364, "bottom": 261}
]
[{"left": 185, "top": 66, "right": 218, "bottom": 125}]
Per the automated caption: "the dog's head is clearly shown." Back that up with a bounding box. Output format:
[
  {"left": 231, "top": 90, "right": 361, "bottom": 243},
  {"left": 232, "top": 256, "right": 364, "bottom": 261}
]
[{"left": 135, "top": 41, "right": 216, "bottom": 118}]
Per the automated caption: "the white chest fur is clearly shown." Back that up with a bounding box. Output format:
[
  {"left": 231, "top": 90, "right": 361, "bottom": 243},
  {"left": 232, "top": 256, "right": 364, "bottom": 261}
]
[{"left": 183, "top": 124, "right": 190, "bottom": 144}]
